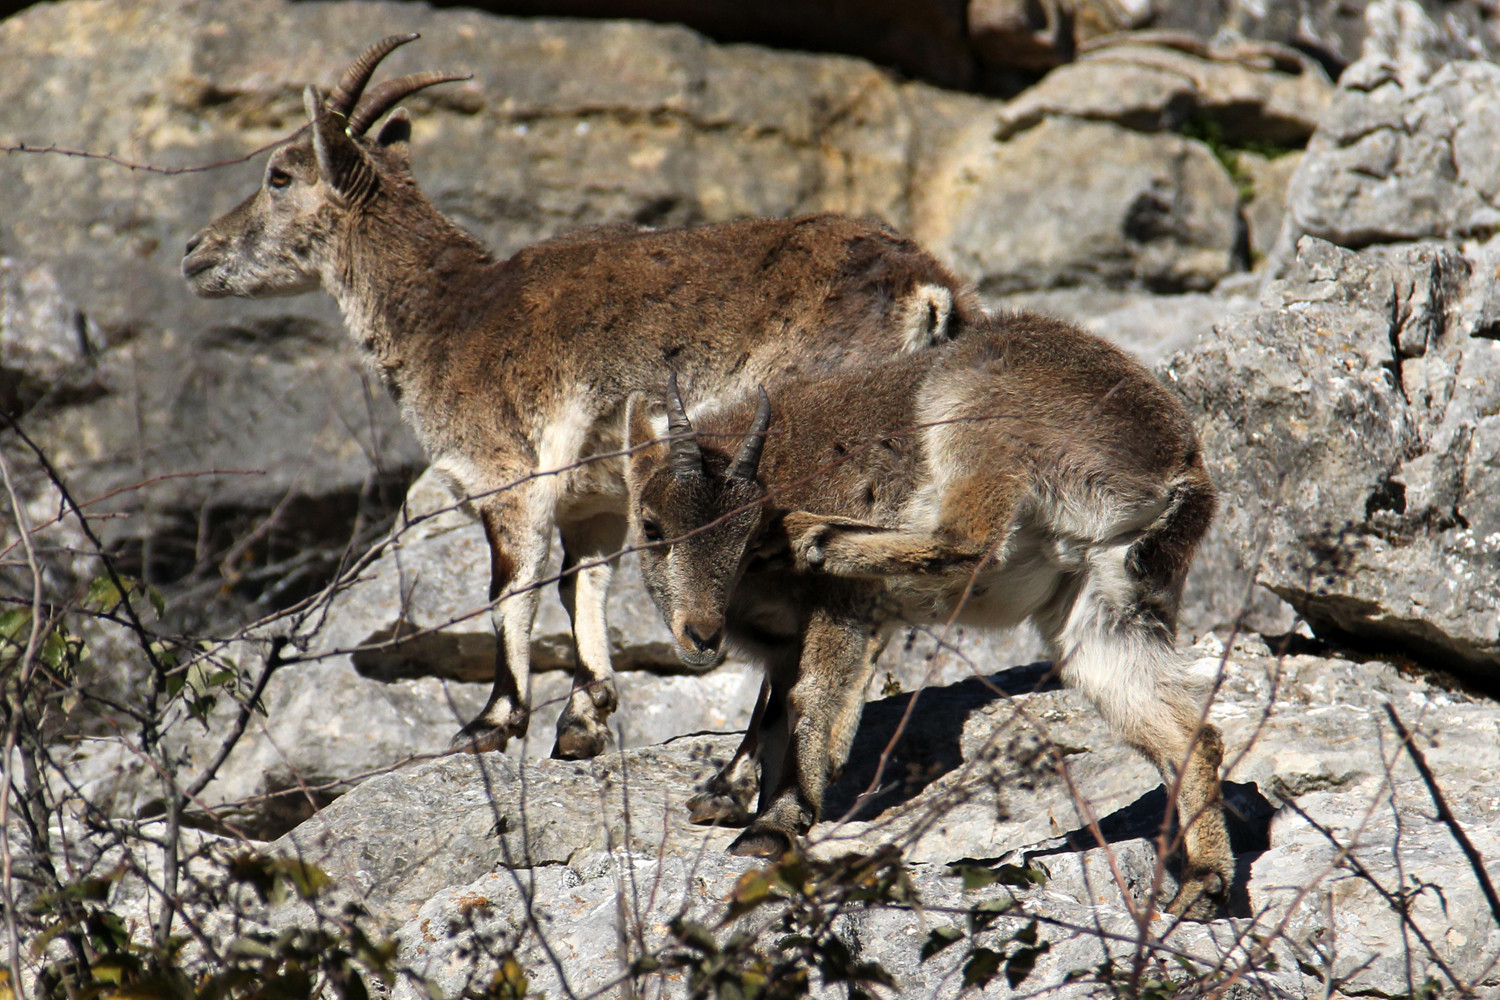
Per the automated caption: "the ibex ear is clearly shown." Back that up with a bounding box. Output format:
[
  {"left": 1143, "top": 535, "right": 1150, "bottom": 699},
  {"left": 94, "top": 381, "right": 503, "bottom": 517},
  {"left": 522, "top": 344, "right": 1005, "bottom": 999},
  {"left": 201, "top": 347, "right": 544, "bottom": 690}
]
[
  {"left": 375, "top": 108, "right": 412, "bottom": 167},
  {"left": 305, "top": 84, "right": 378, "bottom": 205}
]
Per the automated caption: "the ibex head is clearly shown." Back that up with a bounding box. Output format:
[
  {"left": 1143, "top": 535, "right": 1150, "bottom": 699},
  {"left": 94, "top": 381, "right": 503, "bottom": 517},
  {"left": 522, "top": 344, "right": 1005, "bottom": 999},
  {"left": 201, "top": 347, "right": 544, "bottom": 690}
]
[
  {"left": 182, "top": 34, "right": 467, "bottom": 299},
  {"left": 624, "top": 375, "right": 772, "bottom": 669}
]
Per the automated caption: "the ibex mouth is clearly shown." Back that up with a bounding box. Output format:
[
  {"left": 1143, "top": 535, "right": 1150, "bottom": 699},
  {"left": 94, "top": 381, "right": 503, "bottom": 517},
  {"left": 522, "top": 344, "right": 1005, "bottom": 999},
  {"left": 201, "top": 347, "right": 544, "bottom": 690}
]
[
  {"left": 674, "top": 644, "right": 725, "bottom": 671},
  {"left": 182, "top": 253, "right": 233, "bottom": 298},
  {"left": 182, "top": 254, "right": 215, "bottom": 279}
]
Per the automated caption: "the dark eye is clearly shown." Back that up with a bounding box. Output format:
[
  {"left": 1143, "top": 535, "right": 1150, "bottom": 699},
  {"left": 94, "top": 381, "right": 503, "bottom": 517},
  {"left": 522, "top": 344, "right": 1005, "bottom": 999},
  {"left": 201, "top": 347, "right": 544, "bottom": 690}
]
[
  {"left": 266, "top": 167, "right": 293, "bottom": 190},
  {"left": 641, "top": 519, "right": 664, "bottom": 543}
]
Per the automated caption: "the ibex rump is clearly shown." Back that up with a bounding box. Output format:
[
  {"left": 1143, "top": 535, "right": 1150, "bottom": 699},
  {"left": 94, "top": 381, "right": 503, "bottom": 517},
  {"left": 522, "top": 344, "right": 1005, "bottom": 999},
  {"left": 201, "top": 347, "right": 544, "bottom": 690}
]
[
  {"left": 623, "top": 312, "right": 1231, "bottom": 918},
  {"left": 181, "top": 35, "right": 977, "bottom": 758}
]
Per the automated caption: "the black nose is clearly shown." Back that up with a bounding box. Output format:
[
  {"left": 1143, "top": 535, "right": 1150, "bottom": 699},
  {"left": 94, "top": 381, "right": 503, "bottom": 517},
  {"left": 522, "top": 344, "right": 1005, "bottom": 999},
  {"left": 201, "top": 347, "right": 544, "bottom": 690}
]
[
  {"left": 184, "top": 233, "right": 202, "bottom": 256},
  {"left": 683, "top": 623, "right": 722, "bottom": 653}
]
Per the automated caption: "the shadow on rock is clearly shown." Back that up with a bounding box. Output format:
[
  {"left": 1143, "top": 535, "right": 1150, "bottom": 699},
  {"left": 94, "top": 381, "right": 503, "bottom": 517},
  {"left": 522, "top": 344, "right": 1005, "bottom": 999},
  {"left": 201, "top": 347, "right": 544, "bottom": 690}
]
[
  {"left": 824, "top": 661, "right": 1059, "bottom": 821},
  {"left": 1028, "top": 780, "right": 1275, "bottom": 918}
]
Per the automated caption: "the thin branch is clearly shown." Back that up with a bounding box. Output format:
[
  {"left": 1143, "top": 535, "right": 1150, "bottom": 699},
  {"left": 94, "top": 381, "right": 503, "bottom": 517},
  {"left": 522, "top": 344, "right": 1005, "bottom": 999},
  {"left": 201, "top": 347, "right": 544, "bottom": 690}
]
[
  {"left": 1384, "top": 701, "right": 1500, "bottom": 930},
  {"left": 0, "top": 129, "right": 306, "bottom": 176}
]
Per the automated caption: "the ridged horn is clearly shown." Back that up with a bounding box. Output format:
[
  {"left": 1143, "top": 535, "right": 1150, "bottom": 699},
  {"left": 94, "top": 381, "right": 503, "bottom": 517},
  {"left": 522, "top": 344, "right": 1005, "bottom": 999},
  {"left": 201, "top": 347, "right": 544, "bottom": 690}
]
[
  {"left": 326, "top": 34, "right": 420, "bottom": 119},
  {"left": 665, "top": 372, "right": 703, "bottom": 478},
  {"left": 730, "top": 387, "right": 771, "bottom": 481},
  {"left": 348, "top": 71, "right": 472, "bottom": 136}
]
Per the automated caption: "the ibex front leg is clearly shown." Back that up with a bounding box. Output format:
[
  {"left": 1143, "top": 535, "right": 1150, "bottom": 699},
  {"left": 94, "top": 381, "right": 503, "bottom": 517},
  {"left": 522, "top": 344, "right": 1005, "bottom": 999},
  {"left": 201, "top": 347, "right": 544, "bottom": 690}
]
[
  {"left": 553, "top": 513, "right": 626, "bottom": 759},
  {"left": 452, "top": 496, "right": 552, "bottom": 753},
  {"left": 730, "top": 605, "right": 877, "bottom": 858}
]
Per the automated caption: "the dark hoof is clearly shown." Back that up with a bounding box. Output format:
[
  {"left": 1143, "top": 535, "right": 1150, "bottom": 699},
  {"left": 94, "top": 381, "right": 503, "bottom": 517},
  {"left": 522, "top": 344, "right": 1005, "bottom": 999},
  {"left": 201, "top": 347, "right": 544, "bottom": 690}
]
[
  {"left": 551, "top": 723, "right": 608, "bottom": 761},
  {"left": 728, "top": 828, "right": 793, "bottom": 859},
  {"left": 687, "top": 791, "right": 753, "bottom": 827},
  {"left": 1165, "top": 870, "right": 1228, "bottom": 921},
  {"left": 449, "top": 725, "right": 508, "bottom": 755}
]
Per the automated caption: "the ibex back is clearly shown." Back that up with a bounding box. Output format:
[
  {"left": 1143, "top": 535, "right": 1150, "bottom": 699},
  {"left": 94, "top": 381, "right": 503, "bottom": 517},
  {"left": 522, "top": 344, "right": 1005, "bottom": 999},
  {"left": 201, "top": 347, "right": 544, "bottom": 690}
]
[
  {"left": 181, "top": 35, "right": 979, "bottom": 758},
  {"left": 623, "top": 312, "right": 1231, "bottom": 918}
]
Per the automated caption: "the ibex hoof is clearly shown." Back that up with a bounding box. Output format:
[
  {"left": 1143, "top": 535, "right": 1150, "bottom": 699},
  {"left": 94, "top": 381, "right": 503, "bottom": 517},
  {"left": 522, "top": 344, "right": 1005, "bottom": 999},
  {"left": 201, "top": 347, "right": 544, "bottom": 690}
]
[
  {"left": 782, "top": 511, "right": 832, "bottom": 570},
  {"left": 728, "top": 827, "right": 793, "bottom": 859},
  {"left": 1164, "top": 869, "right": 1228, "bottom": 921},
  {"left": 552, "top": 713, "right": 610, "bottom": 760},
  {"left": 450, "top": 707, "right": 528, "bottom": 754},
  {"left": 449, "top": 725, "right": 509, "bottom": 755},
  {"left": 687, "top": 790, "right": 753, "bottom": 827},
  {"left": 551, "top": 729, "right": 607, "bottom": 760}
]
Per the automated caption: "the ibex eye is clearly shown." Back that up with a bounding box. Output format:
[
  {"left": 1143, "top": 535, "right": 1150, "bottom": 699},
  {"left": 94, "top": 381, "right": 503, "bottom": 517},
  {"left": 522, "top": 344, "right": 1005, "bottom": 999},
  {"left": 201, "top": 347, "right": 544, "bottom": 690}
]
[
  {"left": 266, "top": 168, "right": 293, "bottom": 190},
  {"left": 641, "top": 520, "right": 664, "bottom": 543}
]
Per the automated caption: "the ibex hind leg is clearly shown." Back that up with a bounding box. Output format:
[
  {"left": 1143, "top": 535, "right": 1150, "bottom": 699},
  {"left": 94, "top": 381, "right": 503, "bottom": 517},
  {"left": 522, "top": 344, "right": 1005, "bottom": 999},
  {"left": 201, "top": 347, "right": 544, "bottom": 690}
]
[
  {"left": 452, "top": 502, "right": 549, "bottom": 753},
  {"left": 553, "top": 514, "right": 626, "bottom": 760},
  {"left": 1043, "top": 564, "right": 1232, "bottom": 920}
]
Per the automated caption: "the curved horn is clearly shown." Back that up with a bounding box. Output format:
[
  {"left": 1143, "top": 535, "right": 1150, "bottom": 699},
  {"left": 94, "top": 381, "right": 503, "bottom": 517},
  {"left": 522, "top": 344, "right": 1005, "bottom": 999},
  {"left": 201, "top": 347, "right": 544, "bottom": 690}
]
[
  {"left": 665, "top": 372, "right": 703, "bottom": 478},
  {"left": 347, "top": 70, "right": 472, "bottom": 135},
  {"left": 326, "top": 33, "right": 420, "bottom": 118},
  {"left": 730, "top": 387, "right": 771, "bottom": 481}
]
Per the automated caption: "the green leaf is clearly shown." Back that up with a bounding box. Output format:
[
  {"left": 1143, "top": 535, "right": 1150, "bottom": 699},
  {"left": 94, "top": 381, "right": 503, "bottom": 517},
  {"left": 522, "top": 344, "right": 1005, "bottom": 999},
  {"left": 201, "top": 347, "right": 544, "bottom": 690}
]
[
  {"left": 277, "top": 858, "right": 331, "bottom": 900},
  {"left": 727, "top": 867, "right": 777, "bottom": 918},
  {"left": 672, "top": 919, "right": 720, "bottom": 956},
  {"left": 0, "top": 608, "right": 31, "bottom": 643},
  {"left": 84, "top": 575, "right": 126, "bottom": 613},
  {"left": 954, "top": 864, "right": 1001, "bottom": 891},
  {"left": 920, "top": 926, "right": 964, "bottom": 962},
  {"left": 993, "top": 863, "right": 1047, "bottom": 888}
]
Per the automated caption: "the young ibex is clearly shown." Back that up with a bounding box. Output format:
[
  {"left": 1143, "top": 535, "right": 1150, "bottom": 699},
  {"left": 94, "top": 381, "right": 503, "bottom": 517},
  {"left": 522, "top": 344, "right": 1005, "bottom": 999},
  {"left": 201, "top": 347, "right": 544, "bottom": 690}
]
[
  {"left": 623, "top": 312, "right": 1231, "bottom": 918},
  {"left": 181, "top": 35, "right": 980, "bottom": 758}
]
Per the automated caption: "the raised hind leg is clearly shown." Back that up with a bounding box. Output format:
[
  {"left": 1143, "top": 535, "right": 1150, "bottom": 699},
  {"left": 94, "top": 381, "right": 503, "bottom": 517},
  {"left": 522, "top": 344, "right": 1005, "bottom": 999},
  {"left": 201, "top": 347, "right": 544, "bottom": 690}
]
[
  {"left": 782, "top": 474, "right": 1026, "bottom": 579},
  {"left": 1039, "top": 556, "right": 1231, "bottom": 919}
]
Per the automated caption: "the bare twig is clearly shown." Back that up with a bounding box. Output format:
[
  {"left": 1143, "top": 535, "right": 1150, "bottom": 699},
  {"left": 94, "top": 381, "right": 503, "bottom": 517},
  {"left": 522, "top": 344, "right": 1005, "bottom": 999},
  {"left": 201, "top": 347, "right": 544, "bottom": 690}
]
[{"left": 1384, "top": 701, "right": 1500, "bottom": 930}]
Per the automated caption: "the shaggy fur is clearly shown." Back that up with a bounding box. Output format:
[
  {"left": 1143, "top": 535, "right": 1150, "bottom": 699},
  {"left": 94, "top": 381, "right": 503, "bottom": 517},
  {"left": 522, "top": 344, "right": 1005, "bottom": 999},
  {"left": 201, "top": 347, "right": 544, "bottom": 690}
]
[{"left": 624, "top": 312, "right": 1231, "bottom": 918}]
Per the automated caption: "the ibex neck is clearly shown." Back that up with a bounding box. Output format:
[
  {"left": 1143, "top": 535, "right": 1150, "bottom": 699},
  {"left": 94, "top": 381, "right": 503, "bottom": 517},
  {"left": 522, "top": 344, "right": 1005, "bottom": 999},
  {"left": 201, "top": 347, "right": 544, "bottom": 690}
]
[{"left": 327, "top": 198, "right": 493, "bottom": 383}]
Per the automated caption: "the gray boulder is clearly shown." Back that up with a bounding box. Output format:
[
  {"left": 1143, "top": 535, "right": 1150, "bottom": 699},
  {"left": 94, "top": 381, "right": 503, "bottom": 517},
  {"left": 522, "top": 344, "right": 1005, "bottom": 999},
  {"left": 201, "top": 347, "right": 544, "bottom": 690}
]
[
  {"left": 969, "top": 0, "right": 1500, "bottom": 78},
  {"left": 1170, "top": 235, "right": 1500, "bottom": 684},
  {"left": 1273, "top": 60, "right": 1500, "bottom": 267},
  {"left": 257, "top": 633, "right": 1500, "bottom": 999},
  {"left": 922, "top": 116, "right": 1240, "bottom": 295},
  {"left": 997, "top": 39, "right": 1333, "bottom": 145}
]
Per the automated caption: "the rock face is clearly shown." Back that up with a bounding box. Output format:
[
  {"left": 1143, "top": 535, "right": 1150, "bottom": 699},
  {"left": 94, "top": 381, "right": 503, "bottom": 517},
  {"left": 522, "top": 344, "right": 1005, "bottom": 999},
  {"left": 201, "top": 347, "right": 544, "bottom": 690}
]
[
  {"left": 41, "top": 636, "right": 1500, "bottom": 998},
  {"left": 1169, "top": 65, "right": 1500, "bottom": 688},
  {"left": 7, "top": 0, "right": 1500, "bottom": 997},
  {"left": 1273, "top": 61, "right": 1500, "bottom": 266},
  {"left": 0, "top": 0, "right": 1307, "bottom": 627}
]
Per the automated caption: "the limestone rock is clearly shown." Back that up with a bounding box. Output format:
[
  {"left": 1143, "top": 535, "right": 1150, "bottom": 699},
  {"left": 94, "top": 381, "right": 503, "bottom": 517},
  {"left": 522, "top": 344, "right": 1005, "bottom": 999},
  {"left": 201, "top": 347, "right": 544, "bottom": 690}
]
[
  {"left": 1170, "top": 236, "right": 1500, "bottom": 684},
  {"left": 1273, "top": 61, "right": 1500, "bottom": 266},
  {"left": 919, "top": 116, "right": 1240, "bottom": 295},
  {"left": 998, "top": 40, "right": 1333, "bottom": 144},
  {"left": 261, "top": 634, "right": 1500, "bottom": 998}
]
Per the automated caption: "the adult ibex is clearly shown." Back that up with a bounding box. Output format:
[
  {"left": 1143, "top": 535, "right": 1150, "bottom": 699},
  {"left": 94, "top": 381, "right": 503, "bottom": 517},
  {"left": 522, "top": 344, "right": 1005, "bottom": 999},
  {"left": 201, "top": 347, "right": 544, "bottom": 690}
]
[
  {"left": 181, "top": 35, "right": 978, "bottom": 758},
  {"left": 623, "top": 312, "right": 1231, "bottom": 918}
]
